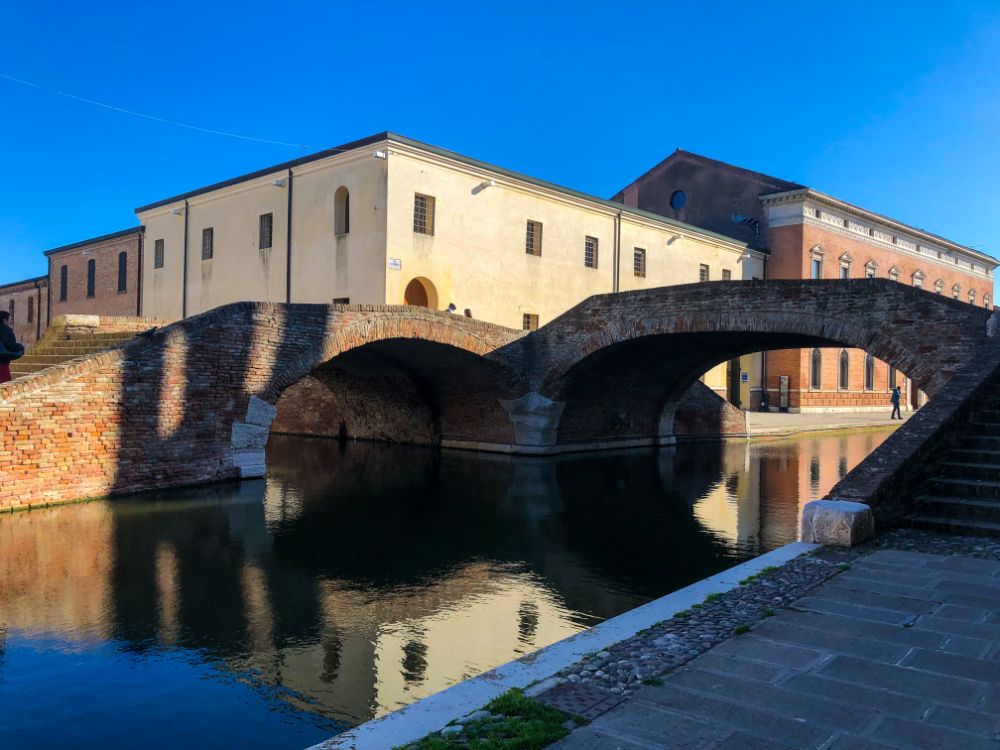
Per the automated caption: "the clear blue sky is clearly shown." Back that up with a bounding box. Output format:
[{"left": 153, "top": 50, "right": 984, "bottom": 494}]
[{"left": 2, "top": 1, "right": 998, "bottom": 288}]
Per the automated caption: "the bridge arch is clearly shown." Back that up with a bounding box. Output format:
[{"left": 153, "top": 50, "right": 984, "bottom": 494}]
[{"left": 522, "top": 279, "right": 990, "bottom": 448}]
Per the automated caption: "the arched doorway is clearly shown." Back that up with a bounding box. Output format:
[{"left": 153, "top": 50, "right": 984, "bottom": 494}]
[{"left": 404, "top": 277, "right": 438, "bottom": 309}]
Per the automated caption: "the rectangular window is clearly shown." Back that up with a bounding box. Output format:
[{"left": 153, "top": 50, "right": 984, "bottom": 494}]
[
  {"left": 840, "top": 265, "right": 849, "bottom": 280},
  {"left": 633, "top": 248, "right": 646, "bottom": 278},
  {"left": 8, "top": 300, "right": 13, "bottom": 320},
  {"left": 866, "top": 266, "right": 876, "bottom": 279},
  {"left": 699, "top": 264, "right": 709, "bottom": 282},
  {"left": 202, "top": 228, "right": 214, "bottom": 260},
  {"left": 722, "top": 269, "right": 732, "bottom": 281},
  {"left": 86, "top": 259, "right": 96, "bottom": 298},
  {"left": 59, "top": 265, "right": 68, "bottom": 301},
  {"left": 584, "top": 236, "right": 598, "bottom": 269},
  {"left": 154, "top": 239, "right": 164, "bottom": 269},
  {"left": 525, "top": 220, "right": 542, "bottom": 256},
  {"left": 522, "top": 313, "right": 539, "bottom": 331},
  {"left": 811, "top": 258, "right": 823, "bottom": 279},
  {"left": 27, "top": 296, "right": 34, "bottom": 323},
  {"left": 259, "top": 213, "right": 273, "bottom": 250},
  {"left": 332, "top": 297, "right": 351, "bottom": 304},
  {"left": 413, "top": 193, "right": 435, "bottom": 235},
  {"left": 118, "top": 251, "right": 128, "bottom": 293}
]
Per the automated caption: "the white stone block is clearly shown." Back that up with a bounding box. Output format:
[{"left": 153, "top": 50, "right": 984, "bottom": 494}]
[
  {"left": 245, "top": 396, "right": 277, "bottom": 427},
  {"left": 800, "top": 499, "right": 874, "bottom": 547},
  {"left": 231, "top": 422, "right": 269, "bottom": 450},
  {"left": 499, "top": 391, "right": 566, "bottom": 446},
  {"left": 232, "top": 449, "right": 265, "bottom": 470}
]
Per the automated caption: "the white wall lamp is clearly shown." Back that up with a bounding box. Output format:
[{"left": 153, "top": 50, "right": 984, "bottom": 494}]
[
  {"left": 271, "top": 177, "right": 287, "bottom": 188},
  {"left": 666, "top": 234, "right": 681, "bottom": 245},
  {"left": 171, "top": 207, "right": 185, "bottom": 215}
]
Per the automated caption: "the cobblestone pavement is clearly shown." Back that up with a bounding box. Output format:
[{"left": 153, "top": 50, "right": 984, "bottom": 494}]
[{"left": 545, "top": 534, "right": 1000, "bottom": 749}]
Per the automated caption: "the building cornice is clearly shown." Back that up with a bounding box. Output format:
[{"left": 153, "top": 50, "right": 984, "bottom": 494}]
[{"left": 762, "top": 188, "right": 996, "bottom": 271}]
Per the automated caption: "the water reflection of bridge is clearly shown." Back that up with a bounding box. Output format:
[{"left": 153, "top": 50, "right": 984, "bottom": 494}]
[{"left": 0, "top": 431, "right": 892, "bottom": 725}]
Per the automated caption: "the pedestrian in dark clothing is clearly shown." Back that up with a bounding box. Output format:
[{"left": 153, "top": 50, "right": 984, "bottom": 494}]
[
  {"left": 890, "top": 386, "right": 902, "bottom": 420},
  {"left": 0, "top": 310, "right": 24, "bottom": 384}
]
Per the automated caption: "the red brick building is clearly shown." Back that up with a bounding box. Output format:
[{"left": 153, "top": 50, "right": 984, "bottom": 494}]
[
  {"left": 0, "top": 275, "right": 49, "bottom": 345},
  {"left": 45, "top": 227, "right": 144, "bottom": 321},
  {"left": 614, "top": 151, "right": 997, "bottom": 412}
]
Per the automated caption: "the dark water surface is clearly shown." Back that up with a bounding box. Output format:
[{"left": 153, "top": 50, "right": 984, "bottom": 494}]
[{"left": 0, "top": 429, "right": 893, "bottom": 749}]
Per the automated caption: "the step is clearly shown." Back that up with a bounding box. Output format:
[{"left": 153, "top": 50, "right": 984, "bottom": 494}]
[
  {"left": 949, "top": 448, "right": 1000, "bottom": 460},
  {"left": 958, "top": 435, "right": 1000, "bottom": 450},
  {"left": 936, "top": 461, "right": 1000, "bottom": 481},
  {"left": 926, "top": 476, "right": 1000, "bottom": 499},
  {"left": 913, "top": 495, "right": 1000, "bottom": 523},
  {"left": 905, "top": 514, "right": 1000, "bottom": 538}
]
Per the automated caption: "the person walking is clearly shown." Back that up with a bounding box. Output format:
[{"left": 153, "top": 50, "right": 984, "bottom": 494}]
[
  {"left": 890, "top": 385, "right": 902, "bottom": 420},
  {"left": 0, "top": 310, "right": 25, "bottom": 384}
]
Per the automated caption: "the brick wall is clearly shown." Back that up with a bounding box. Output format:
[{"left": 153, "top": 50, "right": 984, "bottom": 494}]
[
  {"left": 47, "top": 230, "right": 142, "bottom": 320},
  {"left": 0, "top": 278, "right": 49, "bottom": 345}
]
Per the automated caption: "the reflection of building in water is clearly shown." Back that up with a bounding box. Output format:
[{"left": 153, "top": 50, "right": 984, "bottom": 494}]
[
  {"left": 0, "top": 431, "right": 895, "bottom": 728},
  {"left": 0, "top": 503, "right": 114, "bottom": 640}
]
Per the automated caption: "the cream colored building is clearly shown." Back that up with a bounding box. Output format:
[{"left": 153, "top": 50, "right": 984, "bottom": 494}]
[{"left": 135, "top": 132, "right": 765, "bottom": 402}]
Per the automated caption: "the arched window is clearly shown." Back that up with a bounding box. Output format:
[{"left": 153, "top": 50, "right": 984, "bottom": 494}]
[
  {"left": 810, "top": 348, "right": 822, "bottom": 389},
  {"left": 888, "top": 266, "right": 900, "bottom": 283},
  {"left": 839, "top": 349, "right": 850, "bottom": 390},
  {"left": 864, "top": 353, "right": 875, "bottom": 391},
  {"left": 334, "top": 186, "right": 350, "bottom": 235}
]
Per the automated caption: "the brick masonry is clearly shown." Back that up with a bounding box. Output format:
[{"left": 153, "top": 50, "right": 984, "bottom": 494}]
[{"left": 0, "top": 279, "right": 995, "bottom": 516}]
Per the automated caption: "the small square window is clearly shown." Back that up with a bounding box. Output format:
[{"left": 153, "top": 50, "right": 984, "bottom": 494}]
[
  {"left": 526, "top": 220, "right": 542, "bottom": 256},
  {"left": 202, "top": 227, "right": 214, "bottom": 260},
  {"left": 633, "top": 248, "right": 646, "bottom": 278},
  {"left": 522, "top": 313, "right": 539, "bottom": 331},
  {"left": 699, "top": 264, "right": 709, "bottom": 282},
  {"left": 722, "top": 269, "right": 731, "bottom": 281},
  {"left": 414, "top": 193, "right": 435, "bottom": 235},
  {"left": 584, "top": 236, "right": 598, "bottom": 269},
  {"left": 259, "top": 213, "right": 273, "bottom": 250},
  {"left": 332, "top": 297, "right": 350, "bottom": 304},
  {"left": 154, "top": 239, "right": 165, "bottom": 269}
]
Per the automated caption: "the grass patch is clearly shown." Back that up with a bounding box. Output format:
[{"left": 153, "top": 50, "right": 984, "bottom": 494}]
[
  {"left": 399, "top": 689, "right": 570, "bottom": 750},
  {"left": 704, "top": 593, "right": 723, "bottom": 603},
  {"left": 739, "top": 566, "right": 777, "bottom": 585},
  {"left": 733, "top": 625, "right": 751, "bottom": 635},
  {"left": 837, "top": 563, "right": 852, "bottom": 571},
  {"left": 763, "top": 608, "right": 775, "bottom": 618},
  {"left": 641, "top": 677, "right": 664, "bottom": 687}
]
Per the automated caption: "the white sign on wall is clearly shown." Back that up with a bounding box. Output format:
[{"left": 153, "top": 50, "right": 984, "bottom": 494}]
[{"left": 387, "top": 258, "right": 402, "bottom": 270}]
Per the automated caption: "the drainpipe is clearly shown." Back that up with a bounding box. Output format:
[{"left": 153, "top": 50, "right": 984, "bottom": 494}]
[
  {"left": 136, "top": 230, "right": 143, "bottom": 316},
  {"left": 760, "top": 252, "right": 769, "bottom": 411},
  {"left": 46, "top": 254, "right": 52, "bottom": 329},
  {"left": 182, "top": 200, "right": 190, "bottom": 319},
  {"left": 285, "top": 168, "right": 294, "bottom": 303},
  {"left": 613, "top": 209, "right": 622, "bottom": 293}
]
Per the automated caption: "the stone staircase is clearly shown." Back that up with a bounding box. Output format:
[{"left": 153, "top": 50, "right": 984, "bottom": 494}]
[
  {"left": 906, "top": 403, "right": 1000, "bottom": 536},
  {"left": 7, "top": 315, "right": 166, "bottom": 381}
]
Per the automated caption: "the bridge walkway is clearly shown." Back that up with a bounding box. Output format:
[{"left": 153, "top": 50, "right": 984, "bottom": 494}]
[{"left": 550, "top": 548, "right": 1000, "bottom": 749}]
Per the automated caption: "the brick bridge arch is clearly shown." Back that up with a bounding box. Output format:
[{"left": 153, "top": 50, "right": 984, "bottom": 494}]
[
  {"left": 505, "top": 279, "right": 992, "bottom": 448},
  {"left": 0, "top": 302, "right": 526, "bottom": 509}
]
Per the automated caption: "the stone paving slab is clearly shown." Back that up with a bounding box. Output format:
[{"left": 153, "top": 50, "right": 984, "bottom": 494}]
[{"left": 550, "top": 549, "right": 1000, "bottom": 749}]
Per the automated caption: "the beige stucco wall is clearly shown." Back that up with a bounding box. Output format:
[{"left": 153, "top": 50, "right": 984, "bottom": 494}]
[{"left": 138, "top": 153, "right": 388, "bottom": 320}]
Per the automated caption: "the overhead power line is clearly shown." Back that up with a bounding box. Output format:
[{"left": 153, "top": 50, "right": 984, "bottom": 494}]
[{"left": 0, "top": 72, "right": 310, "bottom": 149}]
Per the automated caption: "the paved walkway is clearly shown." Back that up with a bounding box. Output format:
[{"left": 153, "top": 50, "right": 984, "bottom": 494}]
[
  {"left": 746, "top": 410, "right": 910, "bottom": 437},
  {"left": 551, "top": 549, "right": 1000, "bottom": 749}
]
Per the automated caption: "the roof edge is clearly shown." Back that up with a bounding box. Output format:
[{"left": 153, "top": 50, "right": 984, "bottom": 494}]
[{"left": 44, "top": 226, "right": 144, "bottom": 257}]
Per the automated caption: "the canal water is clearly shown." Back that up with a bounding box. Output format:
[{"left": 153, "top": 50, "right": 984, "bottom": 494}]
[{"left": 0, "top": 429, "right": 893, "bottom": 749}]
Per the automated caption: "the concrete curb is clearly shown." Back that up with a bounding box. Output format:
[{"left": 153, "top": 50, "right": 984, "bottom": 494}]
[{"left": 308, "top": 541, "right": 819, "bottom": 750}]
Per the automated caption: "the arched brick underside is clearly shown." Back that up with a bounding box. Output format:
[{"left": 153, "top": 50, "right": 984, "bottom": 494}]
[
  {"left": 525, "top": 280, "right": 991, "bottom": 446},
  {"left": 270, "top": 339, "right": 521, "bottom": 446}
]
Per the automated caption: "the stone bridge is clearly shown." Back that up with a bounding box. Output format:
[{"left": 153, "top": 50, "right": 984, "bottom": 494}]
[{"left": 1, "top": 279, "right": 997, "bottom": 529}]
